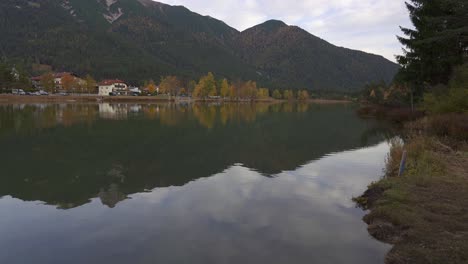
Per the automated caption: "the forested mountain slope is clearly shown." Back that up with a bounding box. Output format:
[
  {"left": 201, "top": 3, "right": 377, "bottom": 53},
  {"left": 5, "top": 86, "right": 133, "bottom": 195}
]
[{"left": 0, "top": 0, "right": 399, "bottom": 90}]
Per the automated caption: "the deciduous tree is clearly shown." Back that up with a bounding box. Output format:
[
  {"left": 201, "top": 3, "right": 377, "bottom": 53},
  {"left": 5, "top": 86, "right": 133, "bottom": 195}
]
[
  {"left": 61, "top": 73, "right": 77, "bottom": 93},
  {"left": 220, "top": 78, "right": 229, "bottom": 98},
  {"left": 298, "top": 90, "right": 309, "bottom": 101},
  {"left": 40, "top": 72, "right": 55, "bottom": 92},
  {"left": 272, "top": 89, "right": 282, "bottom": 99},
  {"left": 85, "top": 75, "right": 97, "bottom": 94},
  {"left": 194, "top": 72, "right": 217, "bottom": 98},
  {"left": 160, "top": 76, "right": 180, "bottom": 95},
  {"left": 283, "top": 89, "right": 294, "bottom": 100},
  {"left": 145, "top": 80, "right": 157, "bottom": 94}
]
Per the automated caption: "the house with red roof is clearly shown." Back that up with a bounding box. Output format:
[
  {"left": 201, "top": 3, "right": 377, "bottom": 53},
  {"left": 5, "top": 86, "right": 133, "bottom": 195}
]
[{"left": 98, "top": 79, "right": 128, "bottom": 96}]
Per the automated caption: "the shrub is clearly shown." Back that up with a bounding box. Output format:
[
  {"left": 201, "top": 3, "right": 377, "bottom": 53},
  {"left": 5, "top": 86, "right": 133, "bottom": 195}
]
[
  {"left": 385, "top": 138, "right": 405, "bottom": 177},
  {"left": 423, "top": 63, "right": 468, "bottom": 114},
  {"left": 427, "top": 114, "right": 468, "bottom": 141},
  {"left": 423, "top": 88, "right": 468, "bottom": 114}
]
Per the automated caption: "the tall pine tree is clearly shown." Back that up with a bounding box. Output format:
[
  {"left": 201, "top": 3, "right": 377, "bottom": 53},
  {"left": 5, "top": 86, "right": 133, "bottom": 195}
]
[{"left": 397, "top": 0, "right": 468, "bottom": 93}]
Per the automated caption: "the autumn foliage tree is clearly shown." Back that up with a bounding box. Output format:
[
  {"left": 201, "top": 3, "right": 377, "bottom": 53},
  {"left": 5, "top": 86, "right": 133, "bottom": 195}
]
[
  {"left": 242, "top": 81, "right": 258, "bottom": 99},
  {"left": 257, "top": 88, "right": 269, "bottom": 99},
  {"left": 219, "top": 78, "right": 230, "bottom": 98},
  {"left": 283, "top": 90, "right": 294, "bottom": 100},
  {"left": 40, "top": 72, "right": 55, "bottom": 92},
  {"left": 145, "top": 79, "right": 157, "bottom": 94},
  {"left": 160, "top": 76, "right": 180, "bottom": 95},
  {"left": 193, "top": 72, "right": 217, "bottom": 98},
  {"left": 272, "top": 89, "right": 282, "bottom": 99},
  {"left": 297, "top": 90, "right": 310, "bottom": 101},
  {"left": 61, "top": 73, "right": 78, "bottom": 93}
]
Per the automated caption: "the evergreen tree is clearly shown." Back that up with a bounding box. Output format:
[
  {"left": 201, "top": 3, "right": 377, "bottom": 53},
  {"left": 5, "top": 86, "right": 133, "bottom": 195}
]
[
  {"left": 397, "top": 0, "right": 468, "bottom": 93},
  {"left": 0, "top": 62, "right": 14, "bottom": 91}
]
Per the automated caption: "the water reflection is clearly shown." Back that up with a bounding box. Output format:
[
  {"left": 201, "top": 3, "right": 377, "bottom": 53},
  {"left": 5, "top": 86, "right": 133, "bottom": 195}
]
[
  {"left": 0, "top": 102, "right": 344, "bottom": 132},
  {"left": 0, "top": 142, "right": 391, "bottom": 264},
  {"left": 0, "top": 103, "right": 394, "bottom": 210}
]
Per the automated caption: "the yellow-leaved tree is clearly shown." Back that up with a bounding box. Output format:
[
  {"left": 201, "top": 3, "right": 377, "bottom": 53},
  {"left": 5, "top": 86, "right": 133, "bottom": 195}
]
[
  {"left": 272, "top": 89, "right": 282, "bottom": 99},
  {"left": 160, "top": 76, "right": 180, "bottom": 95},
  {"left": 257, "top": 88, "right": 269, "bottom": 99},
  {"left": 220, "top": 78, "right": 230, "bottom": 98},
  {"left": 298, "top": 90, "right": 309, "bottom": 101},
  {"left": 283, "top": 90, "right": 294, "bottom": 100},
  {"left": 145, "top": 80, "right": 157, "bottom": 94},
  {"left": 194, "top": 72, "right": 217, "bottom": 98}
]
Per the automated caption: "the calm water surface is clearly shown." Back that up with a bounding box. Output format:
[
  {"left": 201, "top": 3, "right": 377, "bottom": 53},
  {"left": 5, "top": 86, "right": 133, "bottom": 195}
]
[{"left": 0, "top": 103, "right": 393, "bottom": 264}]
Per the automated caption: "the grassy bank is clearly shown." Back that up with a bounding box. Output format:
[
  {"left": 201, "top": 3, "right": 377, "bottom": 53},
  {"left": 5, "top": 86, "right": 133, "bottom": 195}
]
[{"left": 354, "top": 114, "right": 468, "bottom": 264}]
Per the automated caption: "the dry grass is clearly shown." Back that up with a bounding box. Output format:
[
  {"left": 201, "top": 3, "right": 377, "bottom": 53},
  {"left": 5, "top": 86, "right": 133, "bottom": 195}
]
[{"left": 355, "top": 128, "right": 468, "bottom": 264}]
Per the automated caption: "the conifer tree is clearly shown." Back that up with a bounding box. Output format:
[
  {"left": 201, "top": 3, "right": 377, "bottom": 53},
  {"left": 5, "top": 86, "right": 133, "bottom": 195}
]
[{"left": 397, "top": 0, "right": 468, "bottom": 92}]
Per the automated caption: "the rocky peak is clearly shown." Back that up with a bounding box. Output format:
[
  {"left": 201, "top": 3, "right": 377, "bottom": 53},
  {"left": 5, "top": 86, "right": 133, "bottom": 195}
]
[{"left": 98, "top": 0, "right": 124, "bottom": 23}]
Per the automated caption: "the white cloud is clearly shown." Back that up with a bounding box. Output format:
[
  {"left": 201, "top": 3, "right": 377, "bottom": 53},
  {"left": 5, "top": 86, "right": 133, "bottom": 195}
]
[{"left": 155, "top": 0, "right": 412, "bottom": 62}]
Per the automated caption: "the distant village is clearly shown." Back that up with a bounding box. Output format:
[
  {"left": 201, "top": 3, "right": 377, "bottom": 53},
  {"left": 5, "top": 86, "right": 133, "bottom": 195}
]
[
  {"left": 28, "top": 72, "right": 148, "bottom": 96},
  {"left": 4, "top": 70, "right": 314, "bottom": 101}
]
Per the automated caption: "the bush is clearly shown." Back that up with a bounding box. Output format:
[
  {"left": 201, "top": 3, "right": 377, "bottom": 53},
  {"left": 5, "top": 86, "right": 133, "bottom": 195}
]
[
  {"left": 385, "top": 138, "right": 405, "bottom": 177},
  {"left": 423, "top": 63, "right": 468, "bottom": 114},
  {"left": 423, "top": 88, "right": 468, "bottom": 114},
  {"left": 427, "top": 114, "right": 468, "bottom": 141}
]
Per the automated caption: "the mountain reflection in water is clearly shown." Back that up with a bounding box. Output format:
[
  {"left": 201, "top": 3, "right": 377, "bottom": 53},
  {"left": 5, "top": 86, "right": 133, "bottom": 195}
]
[
  {"left": 0, "top": 103, "right": 393, "bottom": 209},
  {"left": 0, "top": 102, "right": 394, "bottom": 264}
]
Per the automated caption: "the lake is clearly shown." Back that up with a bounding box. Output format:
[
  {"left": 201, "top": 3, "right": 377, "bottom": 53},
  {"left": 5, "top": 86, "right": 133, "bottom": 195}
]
[{"left": 0, "top": 102, "right": 393, "bottom": 264}]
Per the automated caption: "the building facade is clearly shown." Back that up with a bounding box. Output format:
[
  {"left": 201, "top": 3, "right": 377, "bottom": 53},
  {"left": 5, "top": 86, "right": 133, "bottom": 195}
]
[{"left": 98, "top": 80, "right": 128, "bottom": 96}]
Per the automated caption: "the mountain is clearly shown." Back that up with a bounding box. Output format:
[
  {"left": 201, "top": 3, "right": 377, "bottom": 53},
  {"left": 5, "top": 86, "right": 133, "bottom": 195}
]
[
  {"left": 0, "top": 0, "right": 399, "bottom": 91},
  {"left": 237, "top": 20, "right": 400, "bottom": 91}
]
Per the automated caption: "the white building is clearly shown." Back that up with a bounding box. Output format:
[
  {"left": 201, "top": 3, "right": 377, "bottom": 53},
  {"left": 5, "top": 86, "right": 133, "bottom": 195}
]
[{"left": 98, "top": 79, "right": 128, "bottom": 96}]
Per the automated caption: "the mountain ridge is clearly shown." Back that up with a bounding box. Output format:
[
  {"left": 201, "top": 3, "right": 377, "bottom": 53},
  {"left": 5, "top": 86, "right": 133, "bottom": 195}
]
[{"left": 0, "top": 0, "right": 399, "bottom": 91}]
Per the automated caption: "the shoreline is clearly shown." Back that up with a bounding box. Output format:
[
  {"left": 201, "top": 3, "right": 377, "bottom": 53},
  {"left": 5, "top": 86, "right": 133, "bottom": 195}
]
[
  {"left": 354, "top": 113, "right": 468, "bottom": 264},
  {"left": 0, "top": 94, "right": 352, "bottom": 104}
]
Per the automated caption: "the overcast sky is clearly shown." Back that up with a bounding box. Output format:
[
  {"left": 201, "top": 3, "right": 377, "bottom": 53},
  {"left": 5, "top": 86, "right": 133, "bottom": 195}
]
[{"left": 158, "top": 0, "right": 412, "bottom": 62}]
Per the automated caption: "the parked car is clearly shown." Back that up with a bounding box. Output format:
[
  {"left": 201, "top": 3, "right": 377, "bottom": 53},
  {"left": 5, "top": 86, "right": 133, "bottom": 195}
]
[
  {"left": 58, "top": 92, "right": 69, "bottom": 96},
  {"left": 39, "top": 90, "right": 49, "bottom": 96},
  {"left": 12, "top": 89, "right": 26, "bottom": 95}
]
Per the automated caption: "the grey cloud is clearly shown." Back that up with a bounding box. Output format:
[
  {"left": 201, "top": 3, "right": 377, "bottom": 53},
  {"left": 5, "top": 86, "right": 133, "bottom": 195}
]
[{"left": 158, "top": 0, "right": 412, "bottom": 62}]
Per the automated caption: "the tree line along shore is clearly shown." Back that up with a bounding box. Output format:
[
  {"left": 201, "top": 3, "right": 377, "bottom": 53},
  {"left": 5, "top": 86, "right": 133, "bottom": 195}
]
[{"left": 1, "top": 62, "right": 348, "bottom": 102}]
